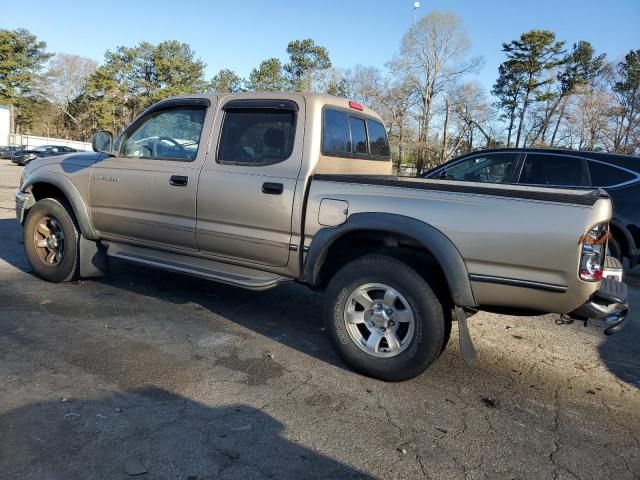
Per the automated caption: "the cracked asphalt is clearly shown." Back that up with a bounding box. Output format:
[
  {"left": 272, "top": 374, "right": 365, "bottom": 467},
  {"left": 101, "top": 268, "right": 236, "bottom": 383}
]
[{"left": 0, "top": 158, "right": 638, "bottom": 479}]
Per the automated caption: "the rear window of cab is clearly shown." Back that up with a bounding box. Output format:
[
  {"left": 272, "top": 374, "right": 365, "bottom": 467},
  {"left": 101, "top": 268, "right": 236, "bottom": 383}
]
[{"left": 322, "top": 108, "right": 390, "bottom": 160}]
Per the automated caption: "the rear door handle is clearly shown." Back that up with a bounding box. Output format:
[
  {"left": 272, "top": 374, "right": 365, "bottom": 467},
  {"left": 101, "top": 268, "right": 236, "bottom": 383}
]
[
  {"left": 262, "top": 182, "right": 283, "bottom": 195},
  {"left": 170, "top": 175, "right": 188, "bottom": 187}
]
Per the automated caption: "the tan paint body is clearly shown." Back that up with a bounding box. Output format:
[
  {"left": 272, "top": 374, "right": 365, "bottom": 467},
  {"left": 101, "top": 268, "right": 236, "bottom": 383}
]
[{"left": 19, "top": 93, "right": 611, "bottom": 314}]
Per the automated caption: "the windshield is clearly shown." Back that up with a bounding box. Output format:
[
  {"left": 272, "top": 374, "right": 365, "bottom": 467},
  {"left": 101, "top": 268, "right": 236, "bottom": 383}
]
[{"left": 32, "top": 145, "right": 51, "bottom": 152}]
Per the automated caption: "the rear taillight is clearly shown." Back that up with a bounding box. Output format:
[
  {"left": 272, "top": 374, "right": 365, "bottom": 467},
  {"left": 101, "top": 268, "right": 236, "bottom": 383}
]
[{"left": 579, "top": 222, "right": 609, "bottom": 281}]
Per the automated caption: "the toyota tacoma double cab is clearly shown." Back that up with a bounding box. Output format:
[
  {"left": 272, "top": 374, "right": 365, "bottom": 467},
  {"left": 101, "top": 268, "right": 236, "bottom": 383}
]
[{"left": 15, "top": 93, "right": 630, "bottom": 381}]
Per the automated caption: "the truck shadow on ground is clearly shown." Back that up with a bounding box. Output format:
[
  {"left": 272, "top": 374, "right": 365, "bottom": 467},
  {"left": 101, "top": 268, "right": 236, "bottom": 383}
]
[
  {"left": 0, "top": 387, "right": 373, "bottom": 479},
  {"left": 102, "top": 259, "right": 346, "bottom": 369}
]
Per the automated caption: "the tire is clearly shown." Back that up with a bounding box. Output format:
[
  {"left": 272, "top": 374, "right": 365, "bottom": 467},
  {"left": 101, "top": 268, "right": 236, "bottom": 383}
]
[
  {"left": 23, "top": 197, "right": 80, "bottom": 283},
  {"left": 607, "top": 235, "right": 623, "bottom": 261},
  {"left": 323, "top": 254, "right": 447, "bottom": 381}
]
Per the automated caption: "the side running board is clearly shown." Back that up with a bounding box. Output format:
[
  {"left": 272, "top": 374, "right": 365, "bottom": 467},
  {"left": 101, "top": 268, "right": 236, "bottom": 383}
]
[{"left": 106, "top": 242, "right": 291, "bottom": 291}]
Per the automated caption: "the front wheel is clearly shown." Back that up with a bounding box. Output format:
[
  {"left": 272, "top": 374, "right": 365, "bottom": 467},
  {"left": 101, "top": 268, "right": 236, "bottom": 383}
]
[
  {"left": 23, "top": 198, "right": 80, "bottom": 282},
  {"left": 323, "top": 254, "right": 447, "bottom": 381}
]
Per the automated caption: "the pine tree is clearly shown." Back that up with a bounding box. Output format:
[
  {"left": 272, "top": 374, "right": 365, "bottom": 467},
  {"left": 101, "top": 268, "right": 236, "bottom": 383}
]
[{"left": 495, "top": 30, "right": 565, "bottom": 147}]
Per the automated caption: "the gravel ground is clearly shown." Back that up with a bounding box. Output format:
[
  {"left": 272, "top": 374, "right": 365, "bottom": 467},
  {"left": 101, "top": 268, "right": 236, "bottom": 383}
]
[{"left": 0, "top": 158, "right": 638, "bottom": 479}]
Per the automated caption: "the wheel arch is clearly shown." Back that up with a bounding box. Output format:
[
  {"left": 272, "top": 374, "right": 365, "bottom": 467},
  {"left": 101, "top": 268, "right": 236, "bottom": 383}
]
[
  {"left": 22, "top": 173, "right": 97, "bottom": 240},
  {"left": 304, "top": 213, "right": 477, "bottom": 308}
]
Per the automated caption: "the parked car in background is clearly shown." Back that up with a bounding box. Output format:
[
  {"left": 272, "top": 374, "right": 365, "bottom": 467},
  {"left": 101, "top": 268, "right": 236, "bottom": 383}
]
[
  {"left": 0, "top": 146, "right": 22, "bottom": 159},
  {"left": 422, "top": 148, "right": 640, "bottom": 266},
  {"left": 11, "top": 145, "right": 79, "bottom": 166}
]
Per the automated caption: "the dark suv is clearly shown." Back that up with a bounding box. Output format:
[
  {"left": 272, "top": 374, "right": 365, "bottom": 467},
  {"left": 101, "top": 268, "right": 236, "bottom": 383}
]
[{"left": 422, "top": 148, "right": 640, "bottom": 266}]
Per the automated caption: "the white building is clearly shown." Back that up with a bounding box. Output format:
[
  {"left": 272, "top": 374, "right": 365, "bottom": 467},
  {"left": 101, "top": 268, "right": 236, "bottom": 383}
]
[{"left": 0, "top": 105, "right": 10, "bottom": 146}]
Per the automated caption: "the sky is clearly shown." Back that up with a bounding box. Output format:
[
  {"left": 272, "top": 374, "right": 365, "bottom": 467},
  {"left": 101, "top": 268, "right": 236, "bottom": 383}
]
[{"left": 3, "top": 0, "right": 640, "bottom": 94}]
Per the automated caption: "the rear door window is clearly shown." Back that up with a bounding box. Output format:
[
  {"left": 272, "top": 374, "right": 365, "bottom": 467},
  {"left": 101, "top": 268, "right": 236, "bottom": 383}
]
[
  {"left": 217, "top": 107, "right": 296, "bottom": 166},
  {"left": 519, "top": 153, "right": 589, "bottom": 187},
  {"left": 322, "top": 109, "right": 351, "bottom": 155},
  {"left": 587, "top": 160, "right": 637, "bottom": 187}
]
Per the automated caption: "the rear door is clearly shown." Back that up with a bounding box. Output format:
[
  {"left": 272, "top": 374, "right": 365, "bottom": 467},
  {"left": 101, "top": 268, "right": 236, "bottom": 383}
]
[
  {"left": 196, "top": 96, "right": 304, "bottom": 267},
  {"left": 89, "top": 98, "right": 213, "bottom": 251}
]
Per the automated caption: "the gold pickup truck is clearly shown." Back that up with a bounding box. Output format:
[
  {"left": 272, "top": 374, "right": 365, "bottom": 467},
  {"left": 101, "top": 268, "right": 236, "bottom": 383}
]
[{"left": 15, "top": 93, "right": 629, "bottom": 381}]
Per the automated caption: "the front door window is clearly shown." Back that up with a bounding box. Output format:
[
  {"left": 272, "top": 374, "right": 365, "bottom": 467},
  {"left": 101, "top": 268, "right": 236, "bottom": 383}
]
[{"left": 120, "top": 107, "right": 206, "bottom": 161}]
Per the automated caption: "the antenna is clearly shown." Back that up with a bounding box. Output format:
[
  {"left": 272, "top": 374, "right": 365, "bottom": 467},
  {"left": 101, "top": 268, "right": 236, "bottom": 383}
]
[{"left": 413, "top": 1, "right": 421, "bottom": 23}]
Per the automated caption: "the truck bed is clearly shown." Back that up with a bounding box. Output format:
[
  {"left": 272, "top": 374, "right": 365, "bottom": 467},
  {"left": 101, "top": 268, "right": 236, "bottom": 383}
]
[{"left": 312, "top": 174, "right": 607, "bottom": 207}]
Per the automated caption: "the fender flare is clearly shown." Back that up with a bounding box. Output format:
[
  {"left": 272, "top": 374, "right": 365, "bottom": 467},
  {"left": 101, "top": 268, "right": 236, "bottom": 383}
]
[
  {"left": 303, "top": 212, "right": 477, "bottom": 308},
  {"left": 22, "top": 172, "right": 97, "bottom": 240}
]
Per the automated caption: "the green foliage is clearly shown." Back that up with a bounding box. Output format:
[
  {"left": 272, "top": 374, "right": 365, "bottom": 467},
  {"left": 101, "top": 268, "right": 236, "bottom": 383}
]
[
  {"left": 0, "top": 28, "right": 52, "bottom": 103},
  {"left": 558, "top": 41, "right": 606, "bottom": 95},
  {"left": 501, "top": 30, "right": 565, "bottom": 102},
  {"left": 0, "top": 28, "right": 52, "bottom": 133},
  {"left": 614, "top": 49, "right": 640, "bottom": 96},
  {"left": 83, "top": 40, "right": 207, "bottom": 131},
  {"left": 248, "top": 58, "right": 287, "bottom": 91},
  {"left": 284, "top": 39, "right": 331, "bottom": 91},
  {"left": 326, "top": 77, "right": 350, "bottom": 97},
  {"left": 492, "top": 63, "right": 524, "bottom": 119},
  {"left": 612, "top": 49, "right": 640, "bottom": 152},
  {"left": 209, "top": 68, "right": 245, "bottom": 92},
  {"left": 494, "top": 30, "right": 565, "bottom": 146}
]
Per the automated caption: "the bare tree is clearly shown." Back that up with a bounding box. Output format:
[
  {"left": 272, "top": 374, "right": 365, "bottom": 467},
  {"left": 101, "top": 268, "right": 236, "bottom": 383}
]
[
  {"left": 38, "top": 53, "right": 97, "bottom": 125},
  {"left": 449, "top": 82, "right": 495, "bottom": 154},
  {"left": 395, "top": 11, "right": 482, "bottom": 173},
  {"left": 563, "top": 87, "right": 611, "bottom": 150}
]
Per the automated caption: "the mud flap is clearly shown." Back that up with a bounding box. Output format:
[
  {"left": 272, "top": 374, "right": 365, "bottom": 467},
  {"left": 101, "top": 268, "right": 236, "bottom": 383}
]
[
  {"left": 455, "top": 306, "right": 477, "bottom": 366},
  {"left": 79, "top": 235, "right": 109, "bottom": 278}
]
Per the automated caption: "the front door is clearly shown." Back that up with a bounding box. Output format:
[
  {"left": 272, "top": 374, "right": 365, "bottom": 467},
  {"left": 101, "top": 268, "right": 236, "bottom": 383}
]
[{"left": 90, "top": 99, "right": 212, "bottom": 251}]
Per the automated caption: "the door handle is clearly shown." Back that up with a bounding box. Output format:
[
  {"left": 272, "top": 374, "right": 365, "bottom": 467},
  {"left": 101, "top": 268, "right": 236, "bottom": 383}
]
[
  {"left": 170, "top": 175, "right": 188, "bottom": 187},
  {"left": 262, "top": 182, "right": 283, "bottom": 195}
]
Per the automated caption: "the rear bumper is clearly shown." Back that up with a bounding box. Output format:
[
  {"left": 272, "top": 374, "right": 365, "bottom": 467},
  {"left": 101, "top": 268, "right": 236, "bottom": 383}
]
[{"left": 569, "top": 277, "right": 629, "bottom": 335}]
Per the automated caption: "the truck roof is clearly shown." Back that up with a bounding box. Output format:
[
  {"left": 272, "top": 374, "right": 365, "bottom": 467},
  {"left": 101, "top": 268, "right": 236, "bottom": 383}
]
[{"left": 165, "top": 92, "right": 385, "bottom": 123}]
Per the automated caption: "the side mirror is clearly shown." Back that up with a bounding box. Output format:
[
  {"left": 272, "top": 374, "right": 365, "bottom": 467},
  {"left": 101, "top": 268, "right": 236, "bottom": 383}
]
[{"left": 92, "top": 130, "right": 114, "bottom": 153}]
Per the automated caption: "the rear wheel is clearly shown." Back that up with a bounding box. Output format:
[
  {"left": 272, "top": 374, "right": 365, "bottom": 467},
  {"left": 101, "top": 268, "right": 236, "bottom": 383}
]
[
  {"left": 323, "top": 254, "right": 447, "bottom": 381},
  {"left": 24, "top": 198, "right": 80, "bottom": 282}
]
